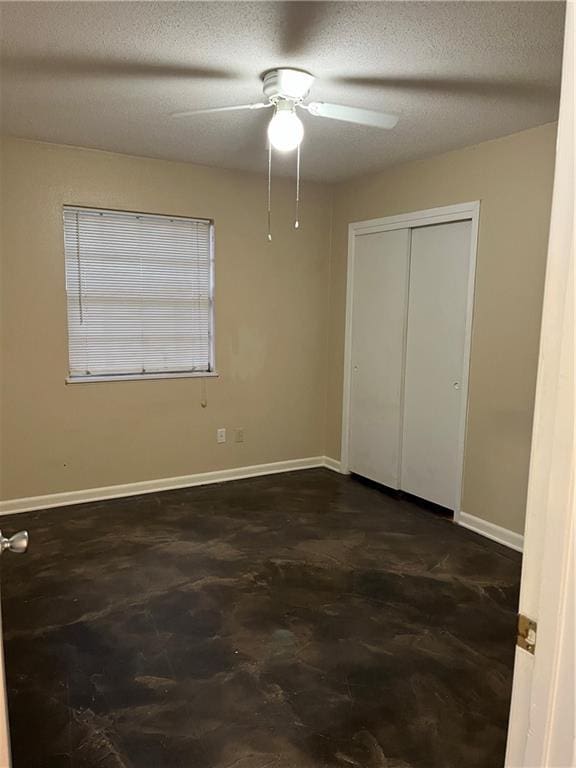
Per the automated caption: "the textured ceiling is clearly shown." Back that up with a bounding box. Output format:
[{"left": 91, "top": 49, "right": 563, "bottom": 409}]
[{"left": 0, "top": 1, "right": 565, "bottom": 181}]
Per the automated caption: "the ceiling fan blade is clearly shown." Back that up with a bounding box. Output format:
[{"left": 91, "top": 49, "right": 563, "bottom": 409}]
[
  {"left": 280, "top": 1, "right": 331, "bottom": 55},
  {"left": 171, "top": 103, "right": 271, "bottom": 118},
  {"left": 304, "top": 102, "right": 399, "bottom": 129},
  {"left": 335, "top": 75, "right": 558, "bottom": 101},
  {"left": 0, "top": 53, "right": 238, "bottom": 82}
]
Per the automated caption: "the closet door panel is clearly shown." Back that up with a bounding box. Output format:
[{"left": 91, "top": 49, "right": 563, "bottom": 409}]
[
  {"left": 349, "top": 229, "right": 410, "bottom": 487},
  {"left": 401, "top": 220, "right": 471, "bottom": 509}
]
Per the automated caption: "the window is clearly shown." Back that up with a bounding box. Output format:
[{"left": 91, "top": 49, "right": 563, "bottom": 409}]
[{"left": 64, "top": 206, "right": 215, "bottom": 382}]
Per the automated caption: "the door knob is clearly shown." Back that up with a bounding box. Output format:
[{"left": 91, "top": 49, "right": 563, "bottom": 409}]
[
  {"left": 0, "top": 530, "right": 29, "bottom": 555},
  {"left": 453, "top": 382, "right": 461, "bottom": 390}
]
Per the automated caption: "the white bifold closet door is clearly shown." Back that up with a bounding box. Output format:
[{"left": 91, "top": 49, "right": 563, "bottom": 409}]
[
  {"left": 348, "top": 229, "right": 410, "bottom": 487},
  {"left": 400, "top": 220, "right": 471, "bottom": 508}
]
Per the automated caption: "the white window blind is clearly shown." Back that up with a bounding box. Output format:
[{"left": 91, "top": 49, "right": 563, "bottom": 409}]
[{"left": 64, "top": 206, "right": 214, "bottom": 381}]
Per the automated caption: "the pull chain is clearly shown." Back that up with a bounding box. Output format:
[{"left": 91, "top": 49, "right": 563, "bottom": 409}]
[
  {"left": 267, "top": 142, "right": 273, "bottom": 241},
  {"left": 200, "top": 377, "right": 207, "bottom": 408},
  {"left": 294, "top": 143, "right": 301, "bottom": 230}
]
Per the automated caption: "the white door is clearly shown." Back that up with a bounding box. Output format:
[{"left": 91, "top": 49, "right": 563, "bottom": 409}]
[
  {"left": 349, "top": 229, "right": 410, "bottom": 487},
  {"left": 505, "top": 3, "right": 574, "bottom": 763},
  {"left": 401, "top": 220, "right": 472, "bottom": 509},
  {"left": 0, "top": 529, "right": 29, "bottom": 768},
  {"left": 0, "top": 601, "right": 9, "bottom": 768}
]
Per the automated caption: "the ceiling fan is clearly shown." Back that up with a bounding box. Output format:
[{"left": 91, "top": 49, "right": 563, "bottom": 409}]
[
  {"left": 171, "top": 68, "right": 399, "bottom": 238},
  {"left": 172, "top": 67, "right": 399, "bottom": 152}
]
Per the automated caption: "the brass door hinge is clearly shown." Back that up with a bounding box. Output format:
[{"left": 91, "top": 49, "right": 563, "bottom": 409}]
[{"left": 517, "top": 614, "right": 537, "bottom": 654}]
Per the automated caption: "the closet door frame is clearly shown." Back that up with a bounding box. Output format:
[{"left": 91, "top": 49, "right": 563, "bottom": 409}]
[{"left": 341, "top": 201, "right": 481, "bottom": 520}]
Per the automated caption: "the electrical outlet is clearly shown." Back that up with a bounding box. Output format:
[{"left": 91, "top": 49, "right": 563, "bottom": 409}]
[
  {"left": 217, "top": 428, "right": 226, "bottom": 444},
  {"left": 235, "top": 428, "right": 244, "bottom": 443}
]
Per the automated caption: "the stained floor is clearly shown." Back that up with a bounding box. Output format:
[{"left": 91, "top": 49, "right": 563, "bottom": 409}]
[{"left": 0, "top": 469, "right": 520, "bottom": 768}]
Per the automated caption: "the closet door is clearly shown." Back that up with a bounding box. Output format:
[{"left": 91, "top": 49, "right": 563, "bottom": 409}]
[
  {"left": 349, "top": 229, "right": 410, "bottom": 487},
  {"left": 401, "top": 220, "right": 471, "bottom": 509}
]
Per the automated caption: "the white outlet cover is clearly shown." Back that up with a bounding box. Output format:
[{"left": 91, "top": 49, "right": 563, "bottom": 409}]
[{"left": 217, "top": 428, "right": 226, "bottom": 443}]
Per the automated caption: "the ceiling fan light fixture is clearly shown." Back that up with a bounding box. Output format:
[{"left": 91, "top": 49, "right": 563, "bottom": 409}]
[
  {"left": 262, "top": 68, "right": 314, "bottom": 101},
  {"left": 170, "top": 66, "right": 399, "bottom": 237},
  {"left": 267, "top": 101, "right": 304, "bottom": 152}
]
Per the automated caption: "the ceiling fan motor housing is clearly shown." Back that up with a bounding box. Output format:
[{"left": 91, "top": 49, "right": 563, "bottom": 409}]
[{"left": 262, "top": 68, "right": 314, "bottom": 103}]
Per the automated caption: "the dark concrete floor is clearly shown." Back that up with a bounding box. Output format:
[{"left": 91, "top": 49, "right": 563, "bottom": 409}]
[{"left": 0, "top": 469, "right": 520, "bottom": 768}]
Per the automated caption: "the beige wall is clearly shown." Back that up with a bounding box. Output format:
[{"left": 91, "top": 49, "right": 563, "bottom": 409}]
[
  {"left": 326, "top": 123, "right": 557, "bottom": 534},
  {"left": 0, "top": 126, "right": 556, "bottom": 537},
  {"left": 0, "top": 138, "right": 332, "bottom": 499}
]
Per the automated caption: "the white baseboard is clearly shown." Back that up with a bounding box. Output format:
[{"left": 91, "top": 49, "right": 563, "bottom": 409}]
[
  {"left": 323, "top": 456, "right": 347, "bottom": 473},
  {"left": 0, "top": 456, "right": 339, "bottom": 516},
  {"left": 0, "top": 466, "right": 525, "bottom": 555},
  {"left": 459, "top": 511, "right": 524, "bottom": 552}
]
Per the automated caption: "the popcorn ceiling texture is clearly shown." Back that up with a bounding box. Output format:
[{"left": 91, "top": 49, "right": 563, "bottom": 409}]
[{"left": 0, "top": 1, "right": 565, "bottom": 181}]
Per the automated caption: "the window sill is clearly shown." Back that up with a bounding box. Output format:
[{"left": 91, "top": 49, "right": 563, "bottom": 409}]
[{"left": 66, "top": 371, "right": 219, "bottom": 384}]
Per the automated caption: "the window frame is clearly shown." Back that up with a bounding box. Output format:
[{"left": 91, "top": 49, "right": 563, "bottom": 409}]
[{"left": 63, "top": 205, "right": 217, "bottom": 384}]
